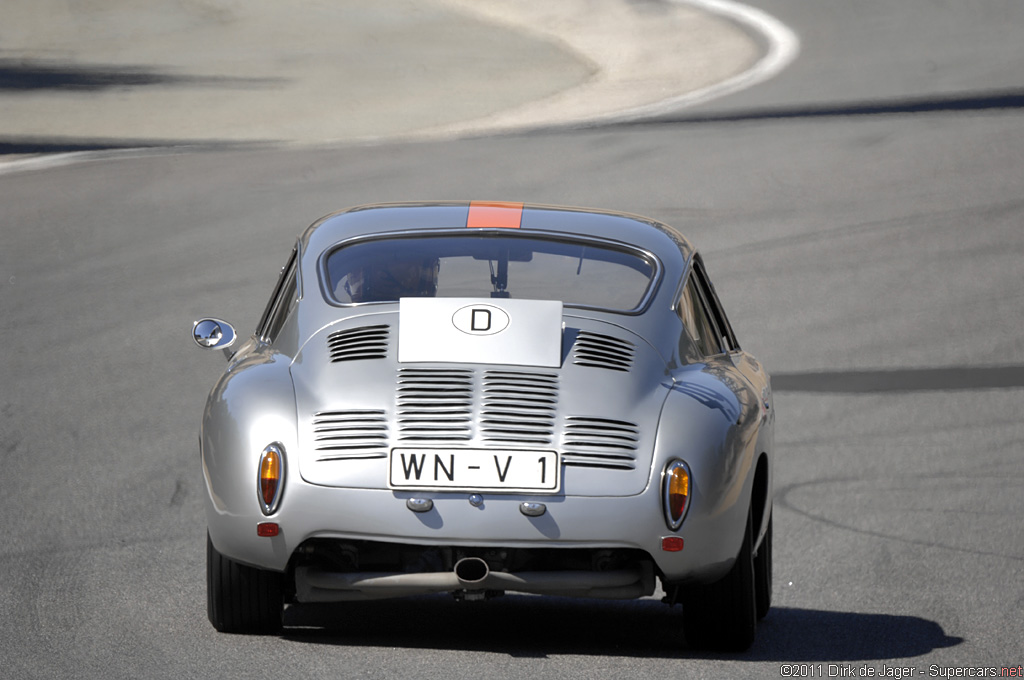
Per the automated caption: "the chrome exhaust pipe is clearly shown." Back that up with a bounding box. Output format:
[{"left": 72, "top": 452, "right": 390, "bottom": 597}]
[{"left": 453, "top": 556, "right": 490, "bottom": 586}]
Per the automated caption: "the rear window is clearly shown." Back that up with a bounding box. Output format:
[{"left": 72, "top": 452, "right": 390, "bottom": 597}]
[{"left": 323, "top": 234, "right": 657, "bottom": 312}]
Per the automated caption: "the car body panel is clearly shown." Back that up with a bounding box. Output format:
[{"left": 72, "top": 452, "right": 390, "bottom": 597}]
[{"left": 197, "top": 202, "right": 772, "bottom": 601}]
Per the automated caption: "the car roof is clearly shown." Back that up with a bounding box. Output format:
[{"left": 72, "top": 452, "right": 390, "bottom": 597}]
[{"left": 298, "top": 202, "right": 696, "bottom": 266}]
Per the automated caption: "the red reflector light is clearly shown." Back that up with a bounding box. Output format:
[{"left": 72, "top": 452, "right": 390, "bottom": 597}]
[
  {"left": 662, "top": 536, "right": 684, "bottom": 552},
  {"left": 257, "top": 522, "right": 280, "bottom": 537}
]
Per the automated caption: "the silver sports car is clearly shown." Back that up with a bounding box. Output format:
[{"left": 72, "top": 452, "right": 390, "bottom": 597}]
[{"left": 193, "top": 201, "right": 774, "bottom": 651}]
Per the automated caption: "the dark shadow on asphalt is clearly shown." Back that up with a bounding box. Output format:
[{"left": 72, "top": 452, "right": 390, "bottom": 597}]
[
  {"left": 0, "top": 137, "right": 253, "bottom": 156},
  {"left": 1, "top": 138, "right": 175, "bottom": 154},
  {"left": 637, "top": 89, "right": 1024, "bottom": 125},
  {"left": 773, "top": 365, "right": 1024, "bottom": 393},
  {"left": 281, "top": 596, "right": 961, "bottom": 660},
  {"left": 8, "top": 89, "right": 1022, "bottom": 157},
  {"left": 0, "top": 59, "right": 282, "bottom": 92}
]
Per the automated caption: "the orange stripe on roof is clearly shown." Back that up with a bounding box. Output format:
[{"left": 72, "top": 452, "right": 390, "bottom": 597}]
[{"left": 467, "top": 201, "right": 523, "bottom": 229}]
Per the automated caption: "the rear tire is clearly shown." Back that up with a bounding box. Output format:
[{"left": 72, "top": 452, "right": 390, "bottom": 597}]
[
  {"left": 681, "top": 507, "right": 757, "bottom": 652},
  {"left": 207, "top": 533, "right": 284, "bottom": 634},
  {"left": 754, "top": 511, "right": 773, "bottom": 620}
]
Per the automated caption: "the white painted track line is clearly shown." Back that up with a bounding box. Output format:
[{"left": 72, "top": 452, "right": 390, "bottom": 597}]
[{"left": 616, "top": 0, "right": 801, "bottom": 119}]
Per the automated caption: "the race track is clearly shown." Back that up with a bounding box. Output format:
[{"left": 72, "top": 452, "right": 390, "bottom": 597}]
[{"left": 1, "top": 1, "right": 1022, "bottom": 677}]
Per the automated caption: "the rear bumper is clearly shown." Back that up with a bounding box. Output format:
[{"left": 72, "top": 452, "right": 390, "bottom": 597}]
[
  {"left": 206, "top": 472, "right": 752, "bottom": 590},
  {"left": 295, "top": 561, "right": 654, "bottom": 602}
]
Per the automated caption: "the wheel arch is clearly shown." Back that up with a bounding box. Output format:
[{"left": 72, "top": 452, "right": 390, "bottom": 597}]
[{"left": 750, "top": 451, "right": 772, "bottom": 551}]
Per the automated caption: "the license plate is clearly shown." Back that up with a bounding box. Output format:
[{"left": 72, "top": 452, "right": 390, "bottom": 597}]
[{"left": 389, "top": 448, "right": 559, "bottom": 493}]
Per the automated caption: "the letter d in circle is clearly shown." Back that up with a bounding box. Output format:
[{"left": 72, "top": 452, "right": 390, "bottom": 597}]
[
  {"left": 452, "top": 303, "right": 510, "bottom": 336},
  {"left": 471, "top": 309, "right": 491, "bottom": 331}
]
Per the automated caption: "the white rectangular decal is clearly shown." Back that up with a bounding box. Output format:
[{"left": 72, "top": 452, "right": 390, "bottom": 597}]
[
  {"left": 389, "top": 448, "right": 559, "bottom": 493},
  {"left": 398, "top": 297, "right": 563, "bottom": 367}
]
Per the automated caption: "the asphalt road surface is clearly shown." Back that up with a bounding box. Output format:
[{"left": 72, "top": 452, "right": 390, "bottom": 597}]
[{"left": 1, "top": 1, "right": 1022, "bottom": 678}]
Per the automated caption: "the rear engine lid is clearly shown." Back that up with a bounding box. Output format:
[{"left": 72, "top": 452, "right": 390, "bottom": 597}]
[{"left": 292, "top": 310, "right": 669, "bottom": 497}]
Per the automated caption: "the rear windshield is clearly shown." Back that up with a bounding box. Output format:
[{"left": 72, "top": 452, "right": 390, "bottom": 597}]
[{"left": 323, "top": 234, "right": 657, "bottom": 311}]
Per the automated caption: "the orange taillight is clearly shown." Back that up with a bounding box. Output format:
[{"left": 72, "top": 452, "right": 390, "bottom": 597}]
[
  {"left": 258, "top": 444, "right": 285, "bottom": 515},
  {"left": 663, "top": 460, "right": 692, "bottom": 530}
]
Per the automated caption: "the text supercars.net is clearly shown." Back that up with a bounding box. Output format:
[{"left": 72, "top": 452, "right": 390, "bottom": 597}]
[{"left": 779, "top": 664, "right": 1024, "bottom": 678}]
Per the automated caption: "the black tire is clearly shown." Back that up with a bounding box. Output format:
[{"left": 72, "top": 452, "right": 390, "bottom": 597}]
[
  {"left": 207, "top": 533, "right": 284, "bottom": 634},
  {"left": 754, "top": 511, "right": 773, "bottom": 621},
  {"left": 681, "top": 507, "right": 757, "bottom": 652}
]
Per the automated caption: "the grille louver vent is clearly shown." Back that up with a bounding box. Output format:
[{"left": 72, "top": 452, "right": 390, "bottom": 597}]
[
  {"left": 313, "top": 410, "right": 388, "bottom": 461},
  {"left": 481, "top": 371, "right": 558, "bottom": 446},
  {"left": 562, "top": 416, "right": 640, "bottom": 470},
  {"left": 572, "top": 331, "right": 635, "bottom": 372},
  {"left": 397, "top": 369, "right": 474, "bottom": 442},
  {"left": 313, "top": 368, "right": 639, "bottom": 474},
  {"left": 328, "top": 325, "right": 390, "bottom": 362}
]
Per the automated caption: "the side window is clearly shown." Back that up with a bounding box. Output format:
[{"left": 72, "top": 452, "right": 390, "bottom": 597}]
[
  {"left": 676, "top": 274, "right": 723, "bottom": 357},
  {"left": 257, "top": 247, "right": 299, "bottom": 344},
  {"left": 693, "top": 257, "right": 739, "bottom": 353},
  {"left": 265, "top": 266, "right": 298, "bottom": 343}
]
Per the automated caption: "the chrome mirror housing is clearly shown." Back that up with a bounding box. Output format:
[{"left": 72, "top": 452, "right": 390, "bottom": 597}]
[{"left": 192, "top": 318, "right": 237, "bottom": 358}]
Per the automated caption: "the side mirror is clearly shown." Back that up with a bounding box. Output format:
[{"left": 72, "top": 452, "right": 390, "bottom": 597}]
[{"left": 192, "top": 318, "right": 237, "bottom": 358}]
